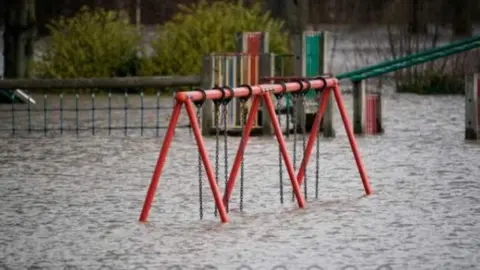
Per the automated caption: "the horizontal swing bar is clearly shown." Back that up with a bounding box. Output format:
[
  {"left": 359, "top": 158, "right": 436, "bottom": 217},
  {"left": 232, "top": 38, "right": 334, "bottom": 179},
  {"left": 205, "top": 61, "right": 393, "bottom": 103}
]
[
  {"left": 260, "top": 75, "right": 334, "bottom": 82},
  {"left": 175, "top": 78, "right": 338, "bottom": 102}
]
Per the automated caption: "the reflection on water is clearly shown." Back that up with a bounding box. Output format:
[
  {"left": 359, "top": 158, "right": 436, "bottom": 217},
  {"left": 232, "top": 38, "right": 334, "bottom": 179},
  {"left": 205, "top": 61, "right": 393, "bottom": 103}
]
[{"left": 1, "top": 92, "right": 479, "bottom": 270}]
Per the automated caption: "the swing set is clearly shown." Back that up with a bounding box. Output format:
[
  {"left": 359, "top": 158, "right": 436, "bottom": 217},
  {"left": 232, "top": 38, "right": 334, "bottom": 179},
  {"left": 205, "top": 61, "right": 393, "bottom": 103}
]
[{"left": 138, "top": 76, "right": 372, "bottom": 224}]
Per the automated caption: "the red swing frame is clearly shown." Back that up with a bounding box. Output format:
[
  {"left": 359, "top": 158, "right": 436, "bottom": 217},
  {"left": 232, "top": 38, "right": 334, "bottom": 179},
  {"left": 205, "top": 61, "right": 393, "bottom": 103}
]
[{"left": 139, "top": 78, "right": 372, "bottom": 223}]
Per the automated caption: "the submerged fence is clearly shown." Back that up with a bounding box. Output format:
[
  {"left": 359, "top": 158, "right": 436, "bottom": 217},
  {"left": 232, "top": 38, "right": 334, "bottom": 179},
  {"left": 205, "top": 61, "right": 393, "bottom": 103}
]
[{"left": 0, "top": 76, "right": 201, "bottom": 137}]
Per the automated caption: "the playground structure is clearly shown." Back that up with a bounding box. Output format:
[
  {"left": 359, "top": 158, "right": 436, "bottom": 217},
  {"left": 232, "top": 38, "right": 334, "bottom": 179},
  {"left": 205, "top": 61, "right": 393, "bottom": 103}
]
[
  {"left": 198, "top": 31, "right": 389, "bottom": 137},
  {"left": 139, "top": 77, "right": 373, "bottom": 223},
  {"left": 200, "top": 31, "right": 347, "bottom": 137}
]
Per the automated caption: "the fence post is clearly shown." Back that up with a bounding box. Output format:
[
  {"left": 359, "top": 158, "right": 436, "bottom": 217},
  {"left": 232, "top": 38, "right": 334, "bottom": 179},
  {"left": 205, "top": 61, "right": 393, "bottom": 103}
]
[
  {"left": 201, "top": 55, "right": 214, "bottom": 136},
  {"left": 353, "top": 80, "right": 366, "bottom": 134},
  {"left": 318, "top": 31, "right": 335, "bottom": 137},
  {"left": 465, "top": 73, "right": 479, "bottom": 140},
  {"left": 260, "top": 52, "right": 275, "bottom": 135}
]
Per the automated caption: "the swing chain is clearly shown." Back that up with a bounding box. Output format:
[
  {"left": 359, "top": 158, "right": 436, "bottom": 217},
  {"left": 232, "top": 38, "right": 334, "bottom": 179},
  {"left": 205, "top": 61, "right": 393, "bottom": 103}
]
[
  {"left": 239, "top": 100, "right": 247, "bottom": 211},
  {"left": 315, "top": 90, "right": 321, "bottom": 199},
  {"left": 291, "top": 91, "right": 298, "bottom": 202},
  {"left": 291, "top": 80, "right": 305, "bottom": 201},
  {"left": 313, "top": 77, "right": 327, "bottom": 199},
  {"left": 300, "top": 80, "right": 311, "bottom": 200},
  {"left": 212, "top": 85, "right": 224, "bottom": 216},
  {"left": 222, "top": 103, "right": 229, "bottom": 212},
  {"left": 193, "top": 88, "right": 206, "bottom": 219},
  {"left": 221, "top": 86, "right": 234, "bottom": 212},
  {"left": 196, "top": 104, "right": 203, "bottom": 219},
  {"left": 237, "top": 84, "right": 253, "bottom": 211},
  {"left": 275, "top": 82, "right": 287, "bottom": 204}
]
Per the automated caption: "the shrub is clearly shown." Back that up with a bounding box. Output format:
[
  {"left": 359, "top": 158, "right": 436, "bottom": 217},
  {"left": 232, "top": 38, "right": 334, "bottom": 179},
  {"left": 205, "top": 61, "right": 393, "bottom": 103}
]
[
  {"left": 31, "top": 6, "right": 141, "bottom": 79},
  {"left": 141, "top": 0, "right": 289, "bottom": 76},
  {"left": 397, "top": 72, "right": 464, "bottom": 95}
]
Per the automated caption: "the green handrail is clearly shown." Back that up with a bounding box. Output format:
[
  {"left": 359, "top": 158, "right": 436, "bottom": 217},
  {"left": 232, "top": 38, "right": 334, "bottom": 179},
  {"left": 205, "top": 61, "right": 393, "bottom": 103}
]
[
  {"left": 337, "top": 36, "right": 480, "bottom": 81},
  {"left": 348, "top": 40, "right": 480, "bottom": 81}
]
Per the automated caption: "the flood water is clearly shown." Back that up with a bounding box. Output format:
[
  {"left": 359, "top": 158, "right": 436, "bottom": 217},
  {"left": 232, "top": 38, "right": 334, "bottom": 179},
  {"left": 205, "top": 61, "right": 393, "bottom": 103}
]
[{"left": 1, "top": 90, "right": 480, "bottom": 270}]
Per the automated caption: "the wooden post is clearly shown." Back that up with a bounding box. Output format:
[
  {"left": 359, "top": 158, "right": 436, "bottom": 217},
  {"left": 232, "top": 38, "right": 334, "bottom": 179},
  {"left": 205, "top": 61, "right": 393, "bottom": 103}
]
[
  {"left": 2, "top": 0, "right": 36, "bottom": 104},
  {"left": 376, "top": 92, "right": 384, "bottom": 133},
  {"left": 353, "top": 80, "right": 366, "bottom": 134},
  {"left": 465, "top": 73, "right": 478, "bottom": 140},
  {"left": 3, "top": 0, "right": 36, "bottom": 80},
  {"left": 319, "top": 31, "right": 335, "bottom": 137},
  {"left": 292, "top": 32, "right": 305, "bottom": 133},
  {"left": 201, "top": 55, "right": 214, "bottom": 136},
  {"left": 135, "top": 0, "right": 141, "bottom": 34},
  {"left": 260, "top": 53, "right": 275, "bottom": 135}
]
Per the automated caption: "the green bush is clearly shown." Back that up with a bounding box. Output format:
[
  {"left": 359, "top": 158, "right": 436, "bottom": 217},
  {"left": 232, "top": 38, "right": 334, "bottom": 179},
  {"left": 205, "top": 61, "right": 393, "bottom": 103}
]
[
  {"left": 31, "top": 6, "right": 141, "bottom": 79},
  {"left": 397, "top": 72, "right": 464, "bottom": 95},
  {"left": 141, "top": 0, "right": 289, "bottom": 76}
]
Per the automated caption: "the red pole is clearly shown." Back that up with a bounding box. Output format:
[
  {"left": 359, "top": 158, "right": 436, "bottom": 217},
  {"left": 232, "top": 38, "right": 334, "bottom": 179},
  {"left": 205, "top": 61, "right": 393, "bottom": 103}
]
[
  {"left": 262, "top": 93, "right": 305, "bottom": 208},
  {"left": 139, "top": 101, "right": 183, "bottom": 222},
  {"left": 296, "top": 89, "right": 331, "bottom": 186},
  {"left": 184, "top": 100, "right": 229, "bottom": 223},
  {"left": 366, "top": 95, "right": 372, "bottom": 134},
  {"left": 222, "top": 96, "right": 261, "bottom": 205},
  {"left": 332, "top": 86, "right": 372, "bottom": 195}
]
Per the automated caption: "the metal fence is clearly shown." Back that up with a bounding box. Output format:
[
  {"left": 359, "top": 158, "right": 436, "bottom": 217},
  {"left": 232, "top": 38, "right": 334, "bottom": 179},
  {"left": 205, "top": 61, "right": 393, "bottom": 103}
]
[{"left": 0, "top": 76, "right": 201, "bottom": 138}]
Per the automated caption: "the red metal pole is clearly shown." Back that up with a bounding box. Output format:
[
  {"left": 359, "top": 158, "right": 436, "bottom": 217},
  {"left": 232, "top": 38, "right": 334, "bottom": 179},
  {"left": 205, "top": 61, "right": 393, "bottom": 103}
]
[
  {"left": 262, "top": 93, "right": 305, "bottom": 208},
  {"left": 372, "top": 95, "right": 378, "bottom": 134},
  {"left": 332, "top": 86, "right": 373, "bottom": 195},
  {"left": 184, "top": 100, "right": 229, "bottom": 223},
  {"left": 222, "top": 96, "right": 261, "bottom": 205},
  {"left": 296, "top": 89, "right": 331, "bottom": 186},
  {"left": 139, "top": 100, "right": 183, "bottom": 222}
]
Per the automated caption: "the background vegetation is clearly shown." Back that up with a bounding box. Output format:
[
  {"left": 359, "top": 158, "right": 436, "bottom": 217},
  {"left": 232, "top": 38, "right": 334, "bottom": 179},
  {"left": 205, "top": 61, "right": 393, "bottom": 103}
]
[
  {"left": 31, "top": 7, "right": 141, "bottom": 79},
  {"left": 4, "top": 0, "right": 480, "bottom": 95},
  {"left": 31, "top": 1, "right": 289, "bottom": 81},
  {"left": 139, "top": 0, "right": 289, "bottom": 76}
]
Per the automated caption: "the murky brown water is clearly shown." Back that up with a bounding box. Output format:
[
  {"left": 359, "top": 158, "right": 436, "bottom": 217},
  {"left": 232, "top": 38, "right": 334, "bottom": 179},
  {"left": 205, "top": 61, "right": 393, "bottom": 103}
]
[{"left": 1, "top": 89, "right": 479, "bottom": 270}]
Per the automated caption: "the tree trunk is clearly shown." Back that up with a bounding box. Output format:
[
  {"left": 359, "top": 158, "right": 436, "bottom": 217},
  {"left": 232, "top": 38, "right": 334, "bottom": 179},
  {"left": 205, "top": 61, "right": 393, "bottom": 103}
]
[
  {"left": 451, "top": 0, "right": 472, "bottom": 37},
  {"left": 407, "top": 0, "right": 428, "bottom": 34},
  {"left": 3, "top": 0, "right": 36, "bottom": 79},
  {"left": 265, "top": 0, "right": 308, "bottom": 33}
]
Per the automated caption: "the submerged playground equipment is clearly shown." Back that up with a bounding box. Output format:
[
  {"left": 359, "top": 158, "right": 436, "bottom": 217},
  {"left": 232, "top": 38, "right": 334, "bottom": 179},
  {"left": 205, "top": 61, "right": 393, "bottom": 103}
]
[
  {"left": 138, "top": 31, "right": 480, "bottom": 223},
  {"left": 139, "top": 77, "right": 373, "bottom": 223}
]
